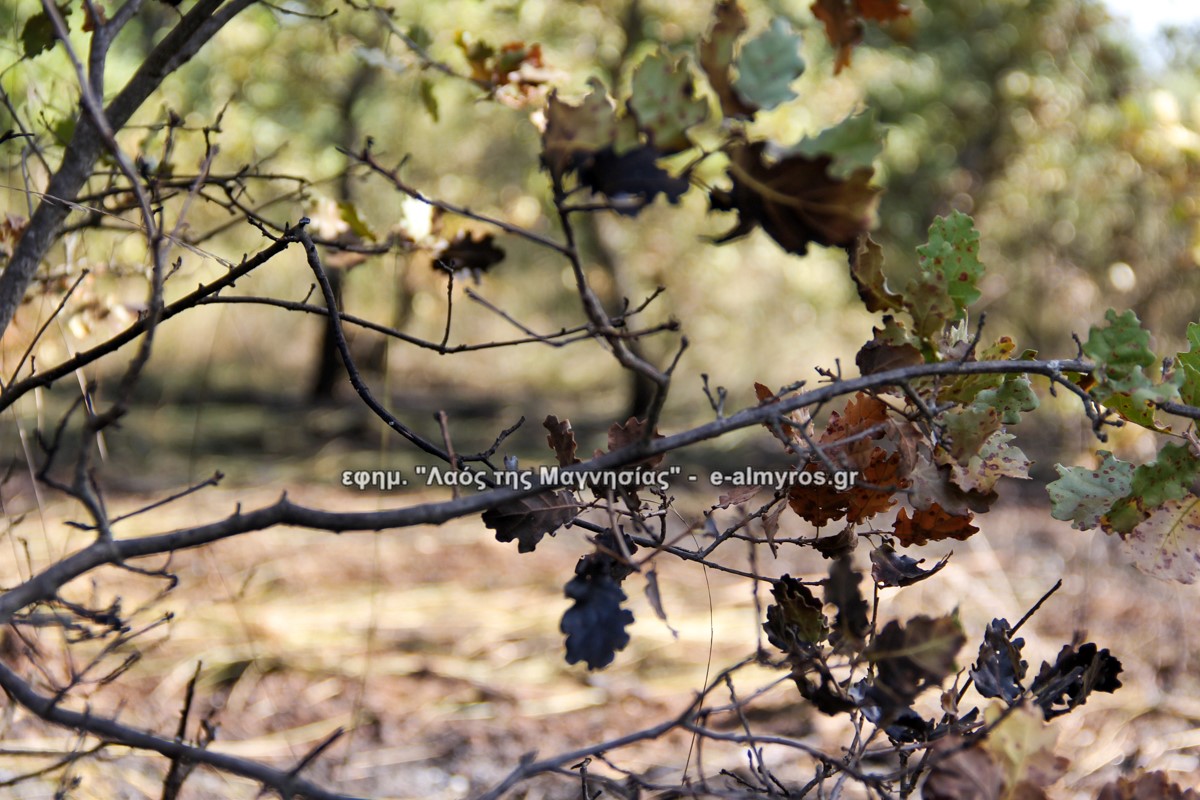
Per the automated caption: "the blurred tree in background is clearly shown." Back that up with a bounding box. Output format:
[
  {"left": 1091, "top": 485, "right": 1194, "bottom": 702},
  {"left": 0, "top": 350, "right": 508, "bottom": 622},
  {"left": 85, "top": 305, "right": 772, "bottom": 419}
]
[
  {"left": 864, "top": 0, "right": 1200, "bottom": 357},
  {"left": 6, "top": 2, "right": 1200, "bottom": 797},
  {"left": 3, "top": 0, "right": 1200, "bottom": 445}
]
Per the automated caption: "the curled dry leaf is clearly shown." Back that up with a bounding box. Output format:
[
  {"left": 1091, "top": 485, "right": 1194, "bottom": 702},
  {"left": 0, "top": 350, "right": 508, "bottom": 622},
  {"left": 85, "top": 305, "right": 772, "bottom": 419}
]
[
  {"left": 849, "top": 234, "right": 904, "bottom": 313},
  {"left": 483, "top": 490, "right": 578, "bottom": 553},
  {"left": 543, "top": 414, "right": 581, "bottom": 467},
  {"left": 892, "top": 503, "right": 979, "bottom": 547},
  {"left": 870, "top": 543, "right": 949, "bottom": 587},
  {"left": 606, "top": 416, "right": 665, "bottom": 469},
  {"left": 715, "top": 484, "right": 760, "bottom": 509}
]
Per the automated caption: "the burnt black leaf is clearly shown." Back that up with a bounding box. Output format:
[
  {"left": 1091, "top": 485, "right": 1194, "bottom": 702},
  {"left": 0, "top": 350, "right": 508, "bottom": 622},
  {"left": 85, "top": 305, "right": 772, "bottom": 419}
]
[
  {"left": 824, "top": 556, "right": 870, "bottom": 649},
  {"left": 1031, "top": 642, "right": 1122, "bottom": 719},
  {"left": 577, "top": 145, "right": 689, "bottom": 216},
  {"left": 582, "top": 529, "right": 639, "bottom": 582},
  {"left": 851, "top": 680, "right": 931, "bottom": 742},
  {"left": 435, "top": 231, "right": 505, "bottom": 276},
  {"left": 561, "top": 571, "right": 634, "bottom": 670},
  {"left": 764, "top": 575, "right": 828, "bottom": 654},
  {"left": 970, "top": 618, "right": 1027, "bottom": 703},
  {"left": 870, "top": 544, "right": 950, "bottom": 587},
  {"left": 867, "top": 615, "right": 966, "bottom": 716},
  {"left": 794, "top": 669, "right": 857, "bottom": 716},
  {"left": 483, "top": 490, "right": 577, "bottom": 552}
]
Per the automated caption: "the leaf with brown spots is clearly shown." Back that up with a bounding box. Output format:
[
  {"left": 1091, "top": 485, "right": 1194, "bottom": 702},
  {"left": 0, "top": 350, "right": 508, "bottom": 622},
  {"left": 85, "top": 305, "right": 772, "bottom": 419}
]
[
  {"left": 938, "top": 431, "right": 1031, "bottom": 495},
  {"left": 937, "top": 337, "right": 1016, "bottom": 404},
  {"left": 943, "top": 404, "right": 1001, "bottom": 464},
  {"left": 908, "top": 455, "right": 997, "bottom": 516},
  {"left": 1125, "top": 495, "right": 1200, "bottom": 584},
  {"left": 893, "top": 503, "right": 978, "bottom": 547},
  {"left": 627, "top": 49, "right": 709, "bottom": 153}
]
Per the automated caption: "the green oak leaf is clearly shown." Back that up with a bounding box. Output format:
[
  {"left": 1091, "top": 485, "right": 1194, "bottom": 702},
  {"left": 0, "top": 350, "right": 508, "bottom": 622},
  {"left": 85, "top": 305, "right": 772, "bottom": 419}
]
[
  {"left": 975, "top": 374, "right": 1039, "bottom": 425},
  {"left": 1176, "top": 322, "right": 1200, "bottom": 406},
  {"left": 944, "top": 405, "right": 1001, "bottom": 464},
  {"left": 733, "top": 18, "right": 805, "bottom": 111},
  {"left": 1130, "top": 442, "right": 1200, "bottom": 508},
  {"left": 790, "top": 110, "right": 884, "bottom": 179},
  {"left": 938, "top": 337, "right": 1016, "bottom": 404},
  {"left": 916, "top": 210, "right": 985, "bottom": 317},
  {"left": 1047, "top": 451, "right": 1133, "bottom": 531},
  {"left": 628, "top": 49, "right": 708, "bottom": 153},
  {"left": 1082, "top": 309, "right": 1163, "bottom": 396},
  {"left": 904, "top": 269, "right": 957, "bottom": 340},
  {"left": 1082, "top": 309, "right": 1181, "bottom": 429},
  {"left": 22, "top": 3, "right": 72, "bottom": 59}
]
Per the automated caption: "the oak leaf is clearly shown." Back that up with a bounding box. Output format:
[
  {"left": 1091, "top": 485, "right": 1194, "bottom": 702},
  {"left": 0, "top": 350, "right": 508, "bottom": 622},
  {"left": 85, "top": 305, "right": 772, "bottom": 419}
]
[
  {"left": 893, "top": 503, "right": 978, "bottom": 547},
  {"left": 711, "top": 141, "right": 879, "bottom": 255},
  {"left": 699, "top": 0, "right": 756, "bottom": 119}
]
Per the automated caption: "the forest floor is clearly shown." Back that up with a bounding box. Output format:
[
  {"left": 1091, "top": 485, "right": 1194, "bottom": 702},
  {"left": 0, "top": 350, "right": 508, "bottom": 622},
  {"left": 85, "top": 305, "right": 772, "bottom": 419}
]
[{"left": 2, "top": 394, "right": 1199, "bottom": 799}]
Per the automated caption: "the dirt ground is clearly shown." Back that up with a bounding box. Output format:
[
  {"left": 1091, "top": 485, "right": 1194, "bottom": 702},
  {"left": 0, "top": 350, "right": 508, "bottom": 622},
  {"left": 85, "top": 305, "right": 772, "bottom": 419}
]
[{"left": 2, "top": 470, "right": 1200, "bottom": 799}]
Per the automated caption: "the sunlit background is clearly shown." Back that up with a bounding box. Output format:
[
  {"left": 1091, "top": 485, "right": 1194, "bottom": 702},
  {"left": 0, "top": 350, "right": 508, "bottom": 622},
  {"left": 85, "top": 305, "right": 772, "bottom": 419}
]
[{"left": 3, "top": 2, "right": 1200, "bottom": 798}]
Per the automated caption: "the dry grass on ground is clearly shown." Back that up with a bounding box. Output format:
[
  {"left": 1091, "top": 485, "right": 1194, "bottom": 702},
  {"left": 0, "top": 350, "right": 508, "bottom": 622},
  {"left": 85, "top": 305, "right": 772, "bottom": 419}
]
[{"left": 1, "top": 479, "right": 1199, "bottom": 799}]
